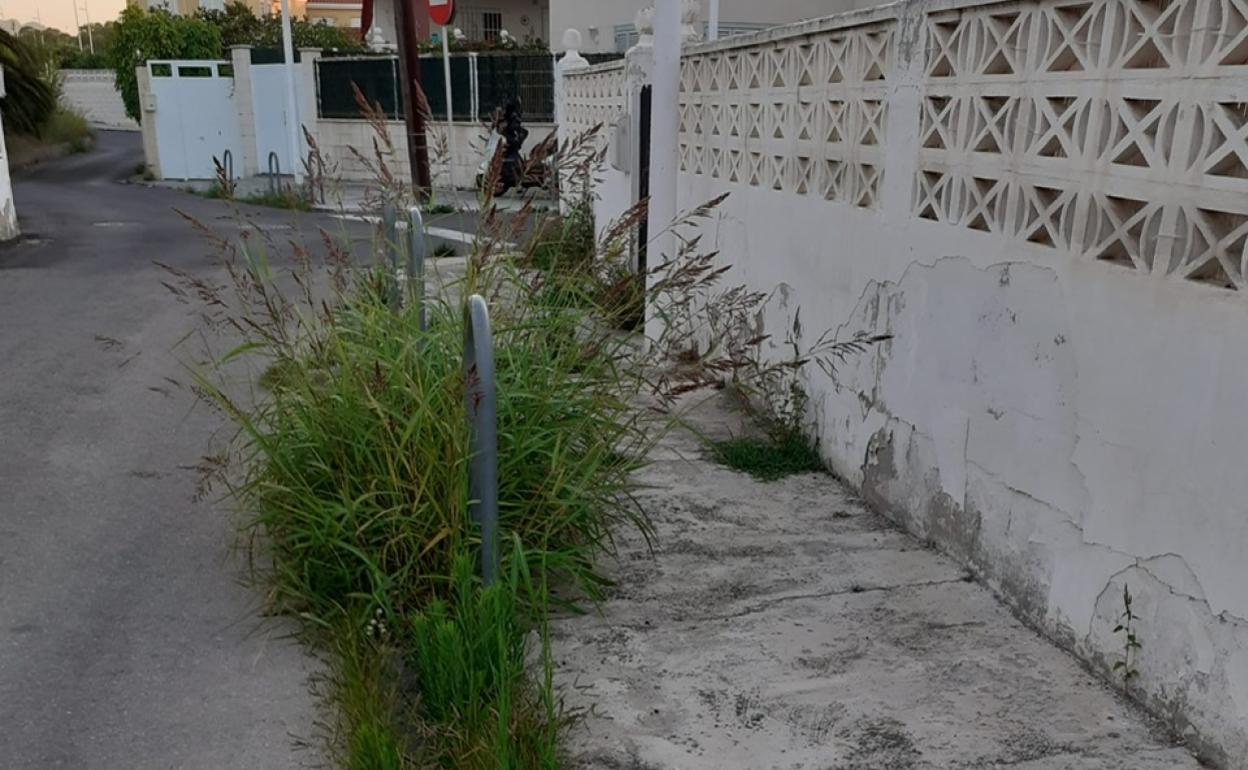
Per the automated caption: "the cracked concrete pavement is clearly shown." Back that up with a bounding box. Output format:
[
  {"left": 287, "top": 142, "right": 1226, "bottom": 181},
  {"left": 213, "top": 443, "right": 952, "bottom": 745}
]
[{"left": 551, "top": 392, "right": 1204, "bottom": 769}]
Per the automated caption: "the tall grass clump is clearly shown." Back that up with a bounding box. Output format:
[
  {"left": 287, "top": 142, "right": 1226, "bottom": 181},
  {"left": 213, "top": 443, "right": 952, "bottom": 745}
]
[
  {"left": 169, "top": 108, "right": 862, "bottom": 767},
  {"left": 178, "top": 238, "right": 651, "bottom": 623}
]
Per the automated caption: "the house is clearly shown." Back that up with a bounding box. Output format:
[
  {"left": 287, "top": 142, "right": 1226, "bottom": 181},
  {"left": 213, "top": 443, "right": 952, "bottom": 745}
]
[
  {"left": 550, "top": 0, "right": 878, "bottom": 53},
  {"left": 305, "top": 0, "right": 364, "bottom": 28},
  {"left": 332, "top": 1, "right": 550, "bottom": 44},
  {"left": 348, "top": 0, "right": 863, "bottom": 51}
]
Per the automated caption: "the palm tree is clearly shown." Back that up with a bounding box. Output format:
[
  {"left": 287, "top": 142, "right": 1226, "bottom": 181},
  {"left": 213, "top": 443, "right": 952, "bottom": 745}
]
[{"left": 0, "top": 27, "right": 56, "bottom": 135}]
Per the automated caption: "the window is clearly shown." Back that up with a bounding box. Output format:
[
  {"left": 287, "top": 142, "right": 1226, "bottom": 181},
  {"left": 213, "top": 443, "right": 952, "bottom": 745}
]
[
  {"left": 482, "top": 11, "right": 503, "bottom": 41},
  {"left": 458, "top": 7, "right": 504, "bottom": 42}
]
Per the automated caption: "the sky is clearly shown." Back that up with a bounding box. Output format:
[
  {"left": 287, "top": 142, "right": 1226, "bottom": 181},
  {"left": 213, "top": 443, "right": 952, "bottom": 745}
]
[{"left": 3, "top": 0, "right": 129, "bottom": 34}]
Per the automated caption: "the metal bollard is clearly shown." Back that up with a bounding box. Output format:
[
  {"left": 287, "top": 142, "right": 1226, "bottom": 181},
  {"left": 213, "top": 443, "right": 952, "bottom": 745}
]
[
  {"left": 381, "top": 203, "right": 400, "bottom": 310},
  {"left": 221, "top": 149, "right": 234, "bottom": 184},
  {"left": 268, "top": 152, "right": 281, "bottom": 196},
  {"left": 463, "top": 294, "right": 499, "bottom": 585},
  {"left": 408, "top": 207, "right": 427, "bottom": 331}
]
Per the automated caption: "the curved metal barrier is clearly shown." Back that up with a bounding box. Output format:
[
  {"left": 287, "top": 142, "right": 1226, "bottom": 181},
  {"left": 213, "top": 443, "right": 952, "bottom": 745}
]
[
  {"left": 267, "top": 152, "right": 281, "bottom": 195},
  {"left": 463, "top": 294, "right": 499, "bottom": 585}
]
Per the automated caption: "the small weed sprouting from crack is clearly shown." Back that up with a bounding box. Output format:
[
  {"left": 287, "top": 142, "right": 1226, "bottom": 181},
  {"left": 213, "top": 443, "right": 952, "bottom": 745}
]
[
  {"left": 1112, "top": 583, "right": 1142, "bottom": 690},
  {"left": 709, "top": 432, "right": 826, "bottom": 481}
]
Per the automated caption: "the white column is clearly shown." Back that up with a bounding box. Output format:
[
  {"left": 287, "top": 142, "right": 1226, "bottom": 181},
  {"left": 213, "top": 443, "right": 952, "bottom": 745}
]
[
  {"left": 554, "top": 29, "right": 590, "bottom": 213},
  {"left": 298, "top": 47, "right": 322, "bottom": 150},
  {"left": 0, "top": 67, "right": 18, "bottom": 240},
  {"left": 279, "top": 0, "right": 303, "bottom": 183},
  {"left": 648, "top": 0, "right": 681, "bottom": 270},
  {"left": 708, "top": 0, "right": 719, "bottom": 41},
  {"left": 554, "top": 29, "right": 589, "bottom": 146},
  {"left": 625, "top": 17, "right": 654, "bottom": 229},
  {"left": 230, "top": 45, "right": 259, "bottom": 177}
]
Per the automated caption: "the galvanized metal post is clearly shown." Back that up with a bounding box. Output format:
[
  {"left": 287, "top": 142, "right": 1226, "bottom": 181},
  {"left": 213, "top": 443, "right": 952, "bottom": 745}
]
[
  {"left": 268, "top": 152, "right": 281, "bottom": 195},
  {"left": 463, "top": 295, "right": 499, "bottom": 585},
  {"left": 408, "top": 207, "right": 427, "bottom": 331},
  {"left": 382, "top": 203, "right": 400, "bottom": 310}
]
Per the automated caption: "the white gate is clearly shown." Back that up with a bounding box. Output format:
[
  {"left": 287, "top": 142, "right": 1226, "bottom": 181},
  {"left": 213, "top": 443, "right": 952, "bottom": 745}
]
[
  {"left": 250, "top": 63, "right": 306, "bottom": 178},
  {"left": 148, "top": 60, "right": 241, "bottom": 180}
]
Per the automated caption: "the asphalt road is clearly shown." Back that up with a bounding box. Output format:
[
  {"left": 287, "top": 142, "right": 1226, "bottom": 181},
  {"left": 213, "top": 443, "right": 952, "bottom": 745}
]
[{"left": 0, "top": 131, "right": 379, "bottom": 769}]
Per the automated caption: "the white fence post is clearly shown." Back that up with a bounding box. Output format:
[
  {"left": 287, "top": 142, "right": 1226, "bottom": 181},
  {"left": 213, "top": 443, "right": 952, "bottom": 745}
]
[
  {"left": 648, "top": 0, "right": 681, "bottom": 270},
  {"left": 554, "top": 29, "right": 590, "bottom": 214},
  {"left": 0, "top": 67, "right": 17, "bottom": 241},
  {"left": 625, "top": 13, "right": 654, "bottom": 232},
  {"left": 230, "top": 45, "right": 259, "bottom": 178}
]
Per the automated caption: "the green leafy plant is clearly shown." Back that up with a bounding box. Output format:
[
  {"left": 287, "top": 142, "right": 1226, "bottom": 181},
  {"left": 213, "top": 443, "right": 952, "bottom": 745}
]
[
  {"left": 709, "top": 434, "right": 826, "bottom": 481},
  {"left": 169, "top": 117, "right": 825, "bottom": 769},
  {"left": 110, "top": 7, "right": 222, "bottom": 122},
  {"left": 40, "top": 107, "right": 91, "bottom": 145},
  {"left": 402, "top": 545, "right": 562, "bottom": 769},
  {"left": 196, "top": 2, "right": 365, "bottom": 52},
  {"left": 1112, "top": 584, "right": 1143, "bottom": 689},
  {"left": 0, "top": 28, "right": 57, "bottom": 135}
]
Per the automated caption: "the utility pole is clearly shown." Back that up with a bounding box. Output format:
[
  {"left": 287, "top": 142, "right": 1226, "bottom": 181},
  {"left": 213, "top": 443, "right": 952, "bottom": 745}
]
[
  {"left": 393, "top": 0, "right": 433, "bottom": 198},
  {"left": 279, "top": 0, "right": 303, "bottom": 184},
  {"left": 83, "top": 1, "right": 94, "bottom": 55},
  {"left": 71, "top": 0, "right": 84, "bottom": 51}
]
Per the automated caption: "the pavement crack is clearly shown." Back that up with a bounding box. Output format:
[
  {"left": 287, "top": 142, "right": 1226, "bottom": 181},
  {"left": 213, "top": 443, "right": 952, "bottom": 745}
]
[{"left": 702, "top": 577, "right": 969, "bottom": 622}]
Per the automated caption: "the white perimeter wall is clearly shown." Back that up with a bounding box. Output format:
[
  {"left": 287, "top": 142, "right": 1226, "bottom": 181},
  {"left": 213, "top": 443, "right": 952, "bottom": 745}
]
[
  {"left": 59, "top": 70, "right": 138, "bottom": 131},
  {"left": 565, "top": 0, "right": 1248, "bottom": 765}
]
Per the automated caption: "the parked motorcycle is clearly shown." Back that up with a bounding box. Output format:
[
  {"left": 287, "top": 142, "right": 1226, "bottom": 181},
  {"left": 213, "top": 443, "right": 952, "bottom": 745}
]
[{"left": 475, "top": 101, "right": 556, "bottom": 196}]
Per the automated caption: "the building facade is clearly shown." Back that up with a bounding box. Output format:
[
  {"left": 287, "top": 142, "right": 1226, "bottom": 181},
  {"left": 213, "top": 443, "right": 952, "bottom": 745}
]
[
  {"left": 320, "top": 0, "right": 549, "bottom": 44},
  {"left": 550, "top": 0, "right": 875, "bottom": 53},
  {"left": 305, "top": 0, "right": 363, "bottom": 28}
]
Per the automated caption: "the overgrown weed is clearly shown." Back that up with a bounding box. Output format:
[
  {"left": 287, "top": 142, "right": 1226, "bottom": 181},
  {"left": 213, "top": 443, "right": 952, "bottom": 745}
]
[{"left": 168, "top": 97, "right": 877, "bottom": 768}]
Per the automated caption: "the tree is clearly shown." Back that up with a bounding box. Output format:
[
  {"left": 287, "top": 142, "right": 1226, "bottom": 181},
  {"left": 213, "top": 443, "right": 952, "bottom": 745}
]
[
  {"left": 108, "top": 6, "right": 221, "bottom": 122},
  {"left": 0, "top": 28, "right": 57, "bottom": 135},
  {"left": 196, "top": 2, "right": 364, "bottom": 52}
]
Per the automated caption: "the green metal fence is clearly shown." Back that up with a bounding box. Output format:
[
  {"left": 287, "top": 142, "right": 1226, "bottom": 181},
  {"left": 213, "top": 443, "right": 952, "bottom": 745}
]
[
  {"left": 475, "top": 53, "right": 555, "bottom": 122},
  {"left": 316, "top": 56, "right": 403, "bottom": 119},
  {"left": 315, "top": 53, "right": 565, "bottom": 124},
  {"left": 418, "top": 56, "right": 475, "bottom": 122}
]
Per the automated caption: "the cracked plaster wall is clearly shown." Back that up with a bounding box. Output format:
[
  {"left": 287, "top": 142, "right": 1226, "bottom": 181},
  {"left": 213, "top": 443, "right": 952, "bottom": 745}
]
[
  {"left": 572, "top": 0, "right": 1248, "bottom": 761},
  {"left": 674, "top": 185, "right": 1248, "bottom": 768},
  {"left": 662, "top": 12, "right": 1248, "bottom": 770}
]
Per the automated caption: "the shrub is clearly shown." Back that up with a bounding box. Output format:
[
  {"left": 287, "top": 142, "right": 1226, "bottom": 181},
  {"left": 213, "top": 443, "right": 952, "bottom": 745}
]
[
  {"left": 183, "top": 242, "right": 651, "bottom": 621},
  {"left": 109, "top": 7, "right": 222, "bottom": 122},
  {"left": 40, "top": 108, "right": 90, "bottom": 145}
]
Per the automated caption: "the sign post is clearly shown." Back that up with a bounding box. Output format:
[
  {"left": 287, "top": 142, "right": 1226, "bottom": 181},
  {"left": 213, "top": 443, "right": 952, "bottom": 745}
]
[
  {"left": 280, "top": 0, "right": 302, "bottom": 184},
  {"left": 430, "top": 0, "right": 457, "bottom": 190}
]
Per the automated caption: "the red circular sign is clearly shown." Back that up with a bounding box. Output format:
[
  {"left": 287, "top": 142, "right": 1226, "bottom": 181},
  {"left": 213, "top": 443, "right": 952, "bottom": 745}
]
[{"left": 428, "top": 0, "right": 455, "bottom": 26}]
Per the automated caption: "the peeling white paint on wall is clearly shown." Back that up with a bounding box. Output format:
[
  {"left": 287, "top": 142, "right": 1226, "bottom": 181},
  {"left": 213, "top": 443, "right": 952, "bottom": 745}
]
[{"left": 563, "top": 0, "right": 1248, "bottom": 765}]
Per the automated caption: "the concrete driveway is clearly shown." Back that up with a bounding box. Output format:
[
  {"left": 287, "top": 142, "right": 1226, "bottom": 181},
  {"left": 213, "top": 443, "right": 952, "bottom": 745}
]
[{"left": 0, "top": 131, "right": 386, "bottom": 769}]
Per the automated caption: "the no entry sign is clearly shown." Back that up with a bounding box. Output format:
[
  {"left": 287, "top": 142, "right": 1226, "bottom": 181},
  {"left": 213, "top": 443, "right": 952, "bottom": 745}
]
[{"left": 429, "top": 0, "right": 455, "bottom": 26}]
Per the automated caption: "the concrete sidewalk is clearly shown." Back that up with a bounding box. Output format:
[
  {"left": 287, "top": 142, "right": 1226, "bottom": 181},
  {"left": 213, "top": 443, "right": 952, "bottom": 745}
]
[{"left": 552, "top": 392, "right": 1201, "bottom": 769}]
